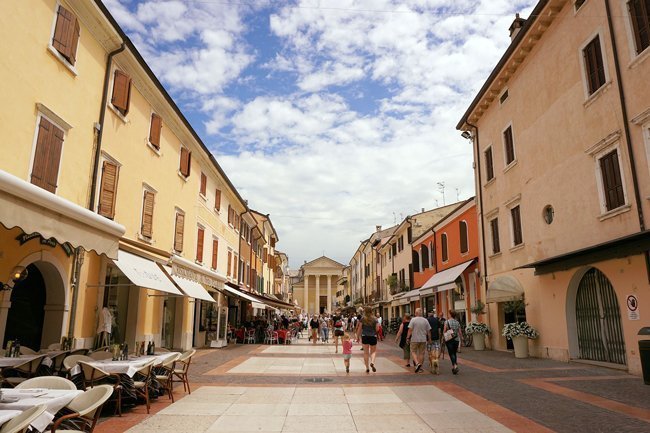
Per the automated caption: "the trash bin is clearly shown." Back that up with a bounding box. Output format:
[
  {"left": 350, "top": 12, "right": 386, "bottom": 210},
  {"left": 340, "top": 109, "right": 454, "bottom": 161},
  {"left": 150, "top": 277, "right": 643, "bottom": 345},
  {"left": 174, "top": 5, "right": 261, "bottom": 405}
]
[{"left": 638, "top": 327, "right": 650, "bottom": 385}]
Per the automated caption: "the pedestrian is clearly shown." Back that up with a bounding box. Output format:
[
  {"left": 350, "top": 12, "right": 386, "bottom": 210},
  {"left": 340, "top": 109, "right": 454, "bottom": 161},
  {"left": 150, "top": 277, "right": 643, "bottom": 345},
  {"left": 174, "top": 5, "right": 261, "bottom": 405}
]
[
  {"left": 407, "top": 308, "right": 431, "bottom": 373},
  {"left": 310, "top": 315, "right": 319, "bottom": 345},
  {"left": 443, "top": 310, "right": 463, "bottom": 374},
  {"left": 376, "top": 313, "right": 384, "bottom": 341},
  {"left": 320, "top": 315, "right": 330, "bottom": 343},
  {"left": 355, "top": 306, "right": 380, "bottom": 373},
  {"left": 426, "top": 311, "right": 442, "bottom": 374},
  {"left": 342, "top": 332, "right": 353, "bottom": 373},
  {"left": 395, "top": 313, "right": 412, "bottom": 367},
  {"left": 333, "top": 314, "right": 345, "bottom": 353}
]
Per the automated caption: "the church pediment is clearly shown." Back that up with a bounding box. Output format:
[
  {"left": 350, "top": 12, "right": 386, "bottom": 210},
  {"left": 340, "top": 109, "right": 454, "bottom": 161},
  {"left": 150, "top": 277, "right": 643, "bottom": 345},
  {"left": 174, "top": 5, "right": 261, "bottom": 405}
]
[{"left": 303, "top": 256, "right": 345, "bottom": 270}]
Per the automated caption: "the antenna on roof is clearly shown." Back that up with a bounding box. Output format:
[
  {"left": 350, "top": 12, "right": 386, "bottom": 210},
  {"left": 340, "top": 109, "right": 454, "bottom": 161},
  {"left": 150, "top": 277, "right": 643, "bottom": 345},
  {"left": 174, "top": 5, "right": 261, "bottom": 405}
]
[
  {"left": 456, "top": 188, "right": 461, "bottom": 201},
  {"left": 437, "top": 182, "right": 446, "bottom": 205}
]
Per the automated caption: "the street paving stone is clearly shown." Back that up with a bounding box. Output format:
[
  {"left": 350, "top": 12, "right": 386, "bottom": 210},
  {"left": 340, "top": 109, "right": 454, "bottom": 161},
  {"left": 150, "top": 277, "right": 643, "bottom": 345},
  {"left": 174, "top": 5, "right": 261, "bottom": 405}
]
[{"left": 95, "top": 335, "right": 650, "bottom": 433}]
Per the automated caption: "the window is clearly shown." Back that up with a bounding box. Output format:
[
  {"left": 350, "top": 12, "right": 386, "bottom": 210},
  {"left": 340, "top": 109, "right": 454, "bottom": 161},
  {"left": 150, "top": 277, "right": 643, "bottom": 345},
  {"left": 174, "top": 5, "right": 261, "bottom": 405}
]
[
  {"left": 503, "top": 126, "right": 516, "bottom": 165},
  {"left": 200, "top": 172, "right": 207, "bottom": 196},
  {"left": 599, "top": 149, "right": 625, "bottom": 211},
  {"left": 111, "top": 70, "right": 131, "bottom": 116},
  {"left": 412, "top": 251, "right": 420, "bottom": 273},
  {"left": 583, "top": 36, "right": 606, "bottom": 95},
  {"left": 233, "top": 254, "right": 239, "bottom": 280},
  {"left": 98, "top": 160, "right": 119, "bottom": 219},
  {"left": 511, "top": 206, "right": 523, "bottom": 246},
  {"left": 575, "top": 0, "right": 586, "bottom": 11},
  {"left": 148, "top": 113, "right": 162, "bottom": 150},
  {"left": 499, "top": 89, "right": 509, "bottom": 104},
  {"left": 196, "top": 226, "right": 205, "bottom": 263},
  {"left": 628, "top": 1, "right": 650, "bottom": 55},
  {"left": 51, "top": 5, "right": 80, "bottom": 65},
  {"left": 397, "top": 235, "right": 404, "bottom": 252},
  {"left": 215, "top": 189, "right": 221, "bottom": 212},
  {"left": 234, "top": 213, "right": 240, "bottom": 232},
  {"left": 490, "top": 218, "right": 500, "bottom": 254},
  {"left": 31, "top": 117, "right": 64, "bottom": 193},
  {"left": 391, "top": 243, "right": 397, "bottom": 256},
  {"left": 421, "top": 245, "right": 429, "bottom": 270},
  {"left": 429, "top": 242, "right": 435, "bottom": 268},
  {"left": 173, "top": 211, "right": 184, "bottom": 253},
  {"left": 179, "top": 146, "right": 191, "bottom": 177},
  {"left": 407, "top": 227, "right": 412, "bottom": 243},
  {"left": 459, "top": 221, "right": 469, "bottom": 254},
  {"left": 228, "top": 205, "right": 233, "bottom": 226},
  {"left": 227, "top": 250, "right": 232, "bottom": 277},
  {"left": 441, "top": 233, "right": 448, "bottom": 262},
  {"left": 246, "top": 263, "right": 250, "bottom": 286},
  {"left": 485, "top": 147, "right": 494, "bottom": 181},
  {"left": 141, "top": 189, "right": 155, "bottom": 239}
]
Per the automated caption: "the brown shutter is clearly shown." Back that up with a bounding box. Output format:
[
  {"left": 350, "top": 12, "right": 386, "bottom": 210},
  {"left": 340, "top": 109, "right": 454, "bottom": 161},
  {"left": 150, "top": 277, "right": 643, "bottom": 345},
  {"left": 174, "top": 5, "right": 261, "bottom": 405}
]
[
  {"left": 200, "top": 172, "right": 207, "bottom": 195},
  {"left": 98, "top": 160, "right": 119, "bottom": 218},
  {"left": 111, "top": 70, "right": 131, "bottom": 115},
  {"left": 485, "top": 148, "right": 494, "bottom": 181},
  {"left": 149, "top": 113, "right": 162, "bottom": 149},
  {"left": 227, "top": 251, "right": 232, "bottom": 277},
  {"left": 441, "top": 234, "right": 448, "bottom": 261},
  {"left": 52, "top": 6, "right": 78, "bottom": 64},
  {"left": 212, "top": 239, "right": 219, "bottom": 269},
  {"left": 228, "top": 205, "right": 232, "bottom": 225},
  {"left": 31, "top": 118, "right": 52, "bottom": 190},
  {"left": 511, "top": 206, "right": 523, "bottom": 246},
  {"left": 215, "top": 189, "right": 221, "bottom": 211},
  {"left": 180, "top": 147, "right": 191, "bottom": 177},
  {"left": 196, "top": 227, "right": 205, "bottom": 262},
  {"left": 460, "top": 221, "right": 468, "bottom": 253},
  {"left": 68, "top": 17, "right": 80, "bottom": 65},
  {"left": 174, "top": 213, "right": 184, "bottom": 252},
  {"left": 141, "top": 190, "right": 155, "bottom": 238}
]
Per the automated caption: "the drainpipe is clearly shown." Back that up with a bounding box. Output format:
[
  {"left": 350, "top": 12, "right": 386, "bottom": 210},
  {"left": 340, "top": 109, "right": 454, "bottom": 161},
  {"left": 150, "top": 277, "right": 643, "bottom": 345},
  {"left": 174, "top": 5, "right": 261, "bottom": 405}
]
[
  {"left": 67, "top": 247, "right": 84, "bottom": 345},
  {"left": 604, "top": 0, "right": 650, "bottom": 282}
]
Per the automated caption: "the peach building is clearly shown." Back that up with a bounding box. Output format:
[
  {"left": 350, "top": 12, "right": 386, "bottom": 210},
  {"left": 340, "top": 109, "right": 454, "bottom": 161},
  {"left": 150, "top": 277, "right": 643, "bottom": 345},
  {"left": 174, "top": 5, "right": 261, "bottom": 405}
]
[{"left": 458, "top": 0, "right": 650, "bottom": 374}]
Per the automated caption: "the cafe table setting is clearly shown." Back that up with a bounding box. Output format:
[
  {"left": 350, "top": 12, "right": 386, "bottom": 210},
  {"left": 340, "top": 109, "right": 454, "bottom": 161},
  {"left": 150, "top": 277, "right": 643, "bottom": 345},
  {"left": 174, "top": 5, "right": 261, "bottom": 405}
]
[{"left": 0, "top": 388, "right": 83, "bottom": 431}]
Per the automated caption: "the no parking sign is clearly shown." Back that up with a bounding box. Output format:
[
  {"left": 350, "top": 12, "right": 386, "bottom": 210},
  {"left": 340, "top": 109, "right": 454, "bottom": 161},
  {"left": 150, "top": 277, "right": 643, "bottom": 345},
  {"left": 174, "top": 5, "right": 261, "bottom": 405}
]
[{"left": 626, "top": 294, "right": 640, "bottom": 320}]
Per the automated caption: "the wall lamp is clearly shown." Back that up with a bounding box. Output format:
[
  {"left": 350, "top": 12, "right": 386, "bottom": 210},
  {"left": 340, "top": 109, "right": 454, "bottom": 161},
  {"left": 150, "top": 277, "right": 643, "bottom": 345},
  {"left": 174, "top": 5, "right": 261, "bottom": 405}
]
[
  {"left": 461, "top": 131, "right": 472, "bottom": 140},
  {"left": 1, "top": 266, "right": 28, "bottom": 291}
]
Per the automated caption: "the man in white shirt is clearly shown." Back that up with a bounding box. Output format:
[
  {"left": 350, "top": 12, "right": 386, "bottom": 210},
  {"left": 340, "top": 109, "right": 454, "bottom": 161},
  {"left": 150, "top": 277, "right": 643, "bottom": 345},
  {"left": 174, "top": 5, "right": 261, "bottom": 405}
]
[{"left": 407, "top": 308, "right": 431, "bottom": 373}]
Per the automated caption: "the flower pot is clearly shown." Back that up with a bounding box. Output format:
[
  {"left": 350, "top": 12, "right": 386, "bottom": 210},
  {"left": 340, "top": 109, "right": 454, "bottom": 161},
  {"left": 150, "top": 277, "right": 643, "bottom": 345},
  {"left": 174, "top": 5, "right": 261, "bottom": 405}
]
[
  {"left": 472, "top": 333, "right": 485, "bottom": 351},
  {"left": 512, "top": 335, "right": 529, "bottom": 358}
]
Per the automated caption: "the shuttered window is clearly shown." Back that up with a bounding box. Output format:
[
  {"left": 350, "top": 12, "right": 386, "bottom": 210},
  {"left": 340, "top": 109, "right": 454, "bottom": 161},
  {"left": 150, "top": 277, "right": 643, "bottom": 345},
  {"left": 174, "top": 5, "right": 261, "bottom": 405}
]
[
  {"left": 583, "top": 36, "right": 606, "bottom": 95},
  {"left": 31, "top": 117, "right": 64, "bottom": 193},
  {"left": 234, "top": 213, "right": 240, "bottom": 231},
  {"left": 600, "top": 150, "right": 625, "bottom": 211},
  {"left": 141, "top": 190, "right": 155, "bottom": 238},
  {"left": 504, "top": 126, "right": 515, "bottom": 165},
  {"left": 200, "top": 172, "right": 207, "bottom": 196},
  {"left": 215, "top": 189, "right": 221, "bottom": 211},
  {"left": 490, "top": 218, "right": 500, "bottom": 254},
  {"left": 179, "top": 147, "right": 191, "bottom": 177},
  {"left": 111, "top": 70, "right": 132, "bottom": 116},
  {"left": 485, "top": 147, "right": 494, "bottom": 181},
  {"left": 173, "top": 212, "right": 184, "bottom": 253},
  {"left": 270, "top": 237, "right": 276, "bottom": 248},
  {"left": 459, "top": 221, "right": 469, "bottom": 254},
  {"left": 52, "top": 5, "right": 80, "bottom": 65},
  {"left": 211, "top": 238, "right": 219, "bottom": 270},
  {"left": 196, "top": 226, "right": 205, "bottom": 263},
  {"left": 629, "top": 0, "right": 650, "bottom": 54},
  {"left": 263, "top": 248, "right": 268, "bottom": 263},
  {"left": 227, "top": 251, "right": 232, "bottom": 277},
  {"left": 441, "top": 233, "right": 448, "bottom": 262},
  {"left": 98, "top": 160, "right": 119, "bottom": 219},
  {"left": 227, "top": 205, "right": 233, "bottom": 225},
  {"left": 149, "top": 113, "right": 162, "bottom": 149},
  {"left": 511, "top": 206, "right": 523, "bottom": 246},
  {"left": 233, "top": 254, "right": 239, "bottom": 280}
]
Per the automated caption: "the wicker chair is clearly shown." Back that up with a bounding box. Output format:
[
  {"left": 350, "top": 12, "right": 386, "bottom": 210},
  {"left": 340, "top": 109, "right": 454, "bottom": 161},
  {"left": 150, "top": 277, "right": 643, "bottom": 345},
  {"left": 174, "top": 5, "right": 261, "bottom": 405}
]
[
  {"left": 15, "top": 376, "right": 77, "bottom": 390},
  {"left": 1, "top": 355, "right": 47, "bottom": 388},
  {"left": 17, "top": 346, "right": 37, "bottom": 355},
  {"left": 50, "top": 385, "right": 113, "bottom": 433},
  {"left": 0, "top": 404, "right": 47, "bottom": 433},
  {"left": 171, "top": 349, "right": 196, "bottom": 394},
  {"left": 154, "top": 353, "right": 180, "bottom": 402},
  {"left": 133, "top": 360, "right": 155, "bottom": 413},
  {"left": 77, "top": 361, "right": 122, "bottom": 416}
]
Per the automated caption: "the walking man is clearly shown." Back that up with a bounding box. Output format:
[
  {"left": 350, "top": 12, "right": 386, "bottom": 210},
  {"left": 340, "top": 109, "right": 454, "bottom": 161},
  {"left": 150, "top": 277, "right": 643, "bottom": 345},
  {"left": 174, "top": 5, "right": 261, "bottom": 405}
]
[
  {"left": 406, "top": 308, "right": 431, "bottom": 373},
  {"left": 426, "top": 310, "right": 441, "bottom": 374}
]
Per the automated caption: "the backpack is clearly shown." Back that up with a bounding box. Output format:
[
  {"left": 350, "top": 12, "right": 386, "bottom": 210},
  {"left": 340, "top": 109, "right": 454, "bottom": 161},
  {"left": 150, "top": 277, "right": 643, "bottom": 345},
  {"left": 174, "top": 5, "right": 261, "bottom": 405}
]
[{"left": 335, "top": 320, "right": 343, "bottom": 328}]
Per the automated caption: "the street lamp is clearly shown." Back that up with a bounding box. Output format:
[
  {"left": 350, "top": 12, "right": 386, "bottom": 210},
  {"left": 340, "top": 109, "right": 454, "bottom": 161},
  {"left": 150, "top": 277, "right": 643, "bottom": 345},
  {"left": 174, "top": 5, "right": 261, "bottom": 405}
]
[{"left": 2, "top": 266, "right": 28, "bottom": 291}]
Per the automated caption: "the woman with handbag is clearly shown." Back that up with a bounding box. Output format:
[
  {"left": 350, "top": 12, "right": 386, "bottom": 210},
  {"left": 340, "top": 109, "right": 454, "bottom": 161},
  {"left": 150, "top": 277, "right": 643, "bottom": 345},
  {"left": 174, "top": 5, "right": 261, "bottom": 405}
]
[
  {"left": 355, "top": 306, "right": 380, "bottom": 373},
  {"left": 332, "top": 314, "right": 345, "bottom": 353},
  {"left": 442, "top": 310, "right": 463, "bottom": 374}
]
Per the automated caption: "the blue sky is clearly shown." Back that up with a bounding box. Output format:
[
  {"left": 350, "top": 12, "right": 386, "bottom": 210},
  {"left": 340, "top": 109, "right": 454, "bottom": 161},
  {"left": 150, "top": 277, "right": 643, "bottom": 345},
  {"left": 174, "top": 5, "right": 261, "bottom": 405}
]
[{"left": 104, "top": 0, "right": 537, "bottom": 268}]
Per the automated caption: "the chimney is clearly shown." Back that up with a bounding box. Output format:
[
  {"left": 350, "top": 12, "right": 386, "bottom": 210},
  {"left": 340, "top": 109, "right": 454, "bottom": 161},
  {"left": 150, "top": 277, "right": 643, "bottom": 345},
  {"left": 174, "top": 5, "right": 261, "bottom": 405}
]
[
  {"left": 421, "top": 208, "right": 424, "bottom": 213},
  {"left": 509, "top": 13, "right": 526, "bottom": 40},
  {"left": 375, "top": 225, "right": 382, "bottom": 232}
]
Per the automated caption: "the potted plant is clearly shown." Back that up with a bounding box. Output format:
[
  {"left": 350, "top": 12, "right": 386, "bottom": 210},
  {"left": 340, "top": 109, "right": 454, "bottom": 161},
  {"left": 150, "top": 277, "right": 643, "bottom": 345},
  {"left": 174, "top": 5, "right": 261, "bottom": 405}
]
[
  {"left": 465, "top": 322, "right": 491, "bottom": 351},
  {"left": 502, "top": 321, "right": 539, "bottom": 358}
]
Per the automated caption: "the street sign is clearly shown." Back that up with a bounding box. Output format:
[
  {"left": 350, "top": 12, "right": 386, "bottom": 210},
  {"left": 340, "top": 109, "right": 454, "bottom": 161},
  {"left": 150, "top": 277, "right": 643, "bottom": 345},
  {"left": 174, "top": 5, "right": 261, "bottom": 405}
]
[{"left": 626, "top": 294, "right": 639, "bottom": 321}]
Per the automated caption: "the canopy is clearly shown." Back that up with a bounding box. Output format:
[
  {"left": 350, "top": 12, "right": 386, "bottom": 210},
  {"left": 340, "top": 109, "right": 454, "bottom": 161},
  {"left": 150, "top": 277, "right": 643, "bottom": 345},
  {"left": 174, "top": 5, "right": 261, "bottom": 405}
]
[
  {"left": 163, "top": 266, "right": 215, "bottom": 302},
  {"left": 221, "top": 283, "right": 268, "bottom": 310},
  {"left": 421, "top": 259, "right": 474, "bottom": 292},
  {"left": 112, "top": 250, "right": 182, "bottom": 296},
  {"left": 168, "top": 255, "right": 226, "bottom": 289},
  {"left": 486, "top": 275, "right": 524, "bottom": 303},
  {"left": 0, "top": 169, "right": 125, "bottom": 259}
]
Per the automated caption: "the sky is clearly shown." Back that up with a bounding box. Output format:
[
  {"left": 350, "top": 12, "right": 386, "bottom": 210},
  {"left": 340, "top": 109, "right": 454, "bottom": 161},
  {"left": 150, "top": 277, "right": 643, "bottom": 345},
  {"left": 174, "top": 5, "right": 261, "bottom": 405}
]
[{"left": 104, "top": 0, "right": 537, "bottom": 269}]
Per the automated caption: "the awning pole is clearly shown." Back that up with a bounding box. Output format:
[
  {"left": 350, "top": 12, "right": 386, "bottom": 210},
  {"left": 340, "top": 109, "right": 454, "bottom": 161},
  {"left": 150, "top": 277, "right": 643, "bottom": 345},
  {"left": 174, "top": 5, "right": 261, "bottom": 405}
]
[{"left": 67, "top": 247, "right": 84, "bottom": 343}]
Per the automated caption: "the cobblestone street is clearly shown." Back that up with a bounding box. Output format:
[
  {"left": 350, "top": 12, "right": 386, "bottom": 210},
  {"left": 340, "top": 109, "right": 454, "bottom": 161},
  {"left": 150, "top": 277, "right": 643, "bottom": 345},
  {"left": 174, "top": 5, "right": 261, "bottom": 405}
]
[{"left": 95, "top": 336, "right": 650, "bottom": 433}]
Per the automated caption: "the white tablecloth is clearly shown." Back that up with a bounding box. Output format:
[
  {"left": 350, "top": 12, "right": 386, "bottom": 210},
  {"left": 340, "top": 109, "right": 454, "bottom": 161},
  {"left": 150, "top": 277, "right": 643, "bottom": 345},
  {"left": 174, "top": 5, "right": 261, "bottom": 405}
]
[
  {"left": 0, "top": 355, "right": 42, "bottom": 368},
  {"left": 71, "top": 352, "right": 180, "bottom": 377},
  {"left": 0, "top": 388, "right": 83, "bottom": 432},
  {"left": 0, "top": 409, "right": 22, "bottom": 426}
]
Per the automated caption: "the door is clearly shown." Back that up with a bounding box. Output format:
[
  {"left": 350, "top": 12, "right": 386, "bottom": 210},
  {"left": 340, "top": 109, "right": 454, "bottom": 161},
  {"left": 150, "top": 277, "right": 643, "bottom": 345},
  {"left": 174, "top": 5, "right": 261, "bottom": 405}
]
[
  {"left": 319, "top": 295, "right": 327, "bottom": 314},
  {"left": 575, "top": 268, "right": 626, "bottom": 365},
  {"left": 162, "top": 297, "right": 177, "bottom": 349},
  {"left": 4, "top": 264, "right": 46, "bottom": 350}
]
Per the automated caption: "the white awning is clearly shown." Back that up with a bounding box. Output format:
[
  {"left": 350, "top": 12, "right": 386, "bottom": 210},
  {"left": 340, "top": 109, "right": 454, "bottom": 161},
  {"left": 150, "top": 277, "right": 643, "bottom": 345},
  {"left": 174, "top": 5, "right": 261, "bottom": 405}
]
[
  {"left": 167, "top": 255, "right": 226, "bottom": 289},
  {"left": 221, "top": 283, "right": 268, "bottom": 310},
  {"left": 0, "top": 169, "right": 125, "bottom": 259},
  {"left": 421, "top": 260, "right": 474, "bottom": 292},
  {"left": 486, "top": 275, "right": 524, "bottom": 303},
  {"left": 112, "top": 250, "right": 182, "bottom": 296},
  {"left": 163, "top": 266, "right": 215, "bottom": 302}
]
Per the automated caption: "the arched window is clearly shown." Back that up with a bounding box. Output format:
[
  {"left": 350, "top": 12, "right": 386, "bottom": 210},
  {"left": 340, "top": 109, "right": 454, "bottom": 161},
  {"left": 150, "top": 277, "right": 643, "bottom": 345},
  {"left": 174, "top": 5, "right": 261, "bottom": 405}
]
[
  {"left": 421, "top": 245, "right": 429, "bottom": 269},
  {"left": 441, "top": 233, "right": 448, "bottom": 262},
  {"left": 460, "top": 220, "right": 469, "bottom": 254}
]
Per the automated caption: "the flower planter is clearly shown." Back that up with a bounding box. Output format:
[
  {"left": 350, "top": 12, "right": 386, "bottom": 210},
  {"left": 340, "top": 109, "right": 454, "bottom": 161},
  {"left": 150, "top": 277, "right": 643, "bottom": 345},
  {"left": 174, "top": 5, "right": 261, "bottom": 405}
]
[
  {"left": 472, "top": 333, "right": 486, "bottom": 351},
  {"left": 512, "top": 335, "right": 529, "bottom": 358}
]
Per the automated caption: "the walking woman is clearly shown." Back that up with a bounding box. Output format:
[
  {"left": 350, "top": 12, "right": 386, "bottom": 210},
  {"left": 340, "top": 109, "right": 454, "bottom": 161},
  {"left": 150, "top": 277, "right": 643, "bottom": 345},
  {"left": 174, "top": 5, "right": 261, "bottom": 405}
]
[
  {"left": 443, "top": 310, "right": 463, "bottom": 374},
  {"left": 310, "top": 315, "right": 320, "bottom": 345},
  {"left": 355, "top": 306, "right": 380, "bottom": 373},
  {"left": 333, "top": 314, "right": 345, "bottom": 353},
  {"left": 394, "top": 313, "right": 412, "bottom": 367}
]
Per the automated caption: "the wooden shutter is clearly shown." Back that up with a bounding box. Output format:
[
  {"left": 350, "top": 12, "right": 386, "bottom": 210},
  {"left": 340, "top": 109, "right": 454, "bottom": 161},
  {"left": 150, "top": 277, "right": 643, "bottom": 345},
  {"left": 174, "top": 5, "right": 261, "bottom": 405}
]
[
  {"left": 52, "top": 6, "right": 79, "bottom": 64},
  {"left": 98, "top": 160, "right": 119, "bottom": 218},
  {"left": 215, "top": 189, "right": 221, "bottom": 211},
  {"left": 263, "top": 248, "right": 268, "bottom": 263},
  {"left": 511, "top": 206, "right": 523, "bottom": 246},
  {"left": 196, "top": 227, "right": 205, "bottom": 262},
  {"left": 200, "top": 172, "right": 207, "bottom": 196},
  {"left": 31, "top": 117, "right": 64, "bottom": 193},
  {"left": 180, "top": 147, "right": 191, "bottom": 177},
  {"left": 233, "top": 255, "right": 239, "bottom": 280},
  {"left": 460, "top": 221, "right": 468, "bottom": 253},
  {"left": 211, "top": 239, "right": 219, "bottom": 269},
  {"left": 600, "top": 150, "right": 625, "bottom": 210},
  {"left": 141, "top": 190, "right": 155, "bottom": 238},
  {"left": 227, "top": 205, "right": 232, "bottom": 225},
  {"left": 504, "top": 127, "right": 515, "bottom": 164},
  {"left": 111, "top": 70, "right": 131, "bottom": 115},
  {"left": 628, "top": 0, "right": 650, "bottom": 54},
  {"left": 583, "top": 37, "right": 606, "bottom": 94},
  {"left": 441, "top": 234, "right": 448, "bottom": 262},
  {"left": 485, "top": 148, "right": 494, "bottom": 181},
  {"left": 149, "top": 113, "right": 162, "bottom": 149},
  {"left": 174, "top": 212, "right": 184, "bottom": 252},
  {"left": 227, "top": 251, "right": 232, "bottom": 277},
  {"left": 490, "top": 218, "right": 500, "bottom": 254}
]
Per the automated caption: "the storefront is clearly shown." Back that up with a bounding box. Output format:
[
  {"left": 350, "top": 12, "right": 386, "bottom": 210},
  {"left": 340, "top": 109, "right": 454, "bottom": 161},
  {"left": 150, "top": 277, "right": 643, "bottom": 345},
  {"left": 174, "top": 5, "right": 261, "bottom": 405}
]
[{"left": 420, "top": 259, "right": 475, "bottom": 318}]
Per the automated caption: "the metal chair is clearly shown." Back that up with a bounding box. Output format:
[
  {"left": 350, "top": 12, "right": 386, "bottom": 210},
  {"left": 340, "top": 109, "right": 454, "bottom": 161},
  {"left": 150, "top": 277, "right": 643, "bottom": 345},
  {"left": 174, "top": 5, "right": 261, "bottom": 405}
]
[
  {"left": 244, "top": 329, "right": 256, "bottom": 344},
  {"left": 171, "top": 349, "right": 196, "bottom": 395},
  {"left": 15, "top": 376, "right": 77, "bottom": 390},
  {"left": 1, "top": 355, "right": 47, "bottom": 388},
  {"left": 0, "top": 404, "right": 47, "bottom": 433},
  {"left": 50, "top": 385, "right": 113, "bottom": 433}
]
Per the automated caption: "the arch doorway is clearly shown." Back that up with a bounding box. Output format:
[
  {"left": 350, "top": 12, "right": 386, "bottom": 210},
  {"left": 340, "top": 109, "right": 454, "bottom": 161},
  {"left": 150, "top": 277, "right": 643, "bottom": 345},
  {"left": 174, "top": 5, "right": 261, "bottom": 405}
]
[
  {"left": 3, "top": 264, "right": 46, "bottom": 350},
  {"left": 575, "top": 268, "right": 626, "bottom": 365}
]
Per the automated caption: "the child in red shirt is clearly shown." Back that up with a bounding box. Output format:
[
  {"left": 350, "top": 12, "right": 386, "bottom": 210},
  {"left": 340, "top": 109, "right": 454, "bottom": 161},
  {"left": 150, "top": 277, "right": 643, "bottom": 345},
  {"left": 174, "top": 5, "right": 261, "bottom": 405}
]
[{"left": 342, "top": 333, "right": 353, "bottom": 373}]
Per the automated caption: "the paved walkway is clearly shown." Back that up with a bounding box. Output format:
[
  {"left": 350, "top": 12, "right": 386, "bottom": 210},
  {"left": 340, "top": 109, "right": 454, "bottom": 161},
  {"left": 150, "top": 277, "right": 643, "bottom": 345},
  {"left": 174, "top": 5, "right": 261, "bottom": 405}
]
[{"left": 95, "top": 335, "right": 650, "bottom": 433}]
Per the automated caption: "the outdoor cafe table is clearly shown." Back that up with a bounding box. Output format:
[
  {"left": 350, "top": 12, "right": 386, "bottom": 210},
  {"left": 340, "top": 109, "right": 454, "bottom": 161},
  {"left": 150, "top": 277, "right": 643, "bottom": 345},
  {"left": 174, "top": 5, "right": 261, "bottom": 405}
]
[
  {"left": 0, "top": 409, "right": 21, "bottom": 427},
  {"left": 0, "top": 388, "right": 83, "bottom": 432},
  {"left": 71, "top": 352, "right": 181, "bottom": 377}
]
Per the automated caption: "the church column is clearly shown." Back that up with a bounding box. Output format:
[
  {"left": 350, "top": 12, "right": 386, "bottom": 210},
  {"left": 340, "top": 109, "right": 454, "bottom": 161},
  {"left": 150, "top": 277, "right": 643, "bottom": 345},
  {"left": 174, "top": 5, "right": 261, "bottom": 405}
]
[
  {"left": 304, "top": 274, "right": 309, "bottom": 315},
  {"left": 315, "top": 275, "right": 320, "bottom": 314},
  {"left": 327, "top": 274, "right": 332, "bottom": 314}
]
